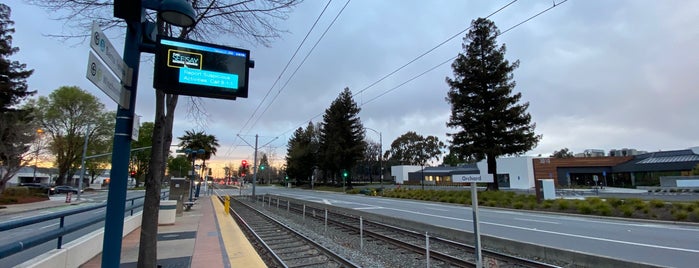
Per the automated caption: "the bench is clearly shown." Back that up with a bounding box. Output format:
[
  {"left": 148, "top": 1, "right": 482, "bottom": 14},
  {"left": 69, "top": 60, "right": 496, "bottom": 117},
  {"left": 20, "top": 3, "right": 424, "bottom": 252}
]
[{"left": 183, "top": 201, "right": 196, "bottom": 211}]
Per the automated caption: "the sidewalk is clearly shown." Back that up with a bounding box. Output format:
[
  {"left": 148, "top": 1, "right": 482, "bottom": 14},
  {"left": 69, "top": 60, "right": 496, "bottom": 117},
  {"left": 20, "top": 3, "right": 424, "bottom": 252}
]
[
  {"left": 80, "top": 195, "right": 265, "bottom": 268},
  {"left": 0, "top": 195, "right": 88, "bottom": 216}
]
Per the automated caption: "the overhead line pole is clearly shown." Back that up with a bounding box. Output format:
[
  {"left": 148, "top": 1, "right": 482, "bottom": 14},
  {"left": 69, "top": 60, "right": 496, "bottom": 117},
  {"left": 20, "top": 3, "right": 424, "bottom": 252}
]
[{"left": 237, "top": 134, "right": 278, "bottom": 200}]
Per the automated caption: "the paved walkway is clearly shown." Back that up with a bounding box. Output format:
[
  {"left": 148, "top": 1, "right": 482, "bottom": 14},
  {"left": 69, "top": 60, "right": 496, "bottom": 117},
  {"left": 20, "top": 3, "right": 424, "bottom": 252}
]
[{"left": 80, "top": 196, "right": 265, "bottom": 268}]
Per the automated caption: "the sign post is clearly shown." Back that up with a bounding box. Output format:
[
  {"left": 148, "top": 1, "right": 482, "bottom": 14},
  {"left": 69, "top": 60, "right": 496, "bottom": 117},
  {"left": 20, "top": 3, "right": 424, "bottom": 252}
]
[{"left": 454, "top": 173, "right": 494, "bottom": 268}]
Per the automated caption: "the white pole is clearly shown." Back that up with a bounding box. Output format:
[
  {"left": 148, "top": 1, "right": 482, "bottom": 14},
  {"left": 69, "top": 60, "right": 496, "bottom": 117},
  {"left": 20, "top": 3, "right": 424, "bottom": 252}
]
[
  {"left": 360, "top": 216, "right": 364, "bottom": 250},
  {"left": 471, "top": 182, "right": 482, "bottom": 268},
  {"left": 425, "top": 231, "right": 430, "bottom": 268}
]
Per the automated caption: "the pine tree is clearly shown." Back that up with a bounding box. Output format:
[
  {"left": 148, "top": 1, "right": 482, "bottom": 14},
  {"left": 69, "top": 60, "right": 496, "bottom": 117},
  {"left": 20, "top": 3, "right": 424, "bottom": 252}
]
[
  {"left": 286, "top": 122, "right": 318, "bottom": 184},
  {"left": 446, "top": 18, "right": 540, "bottom": 191},
  {"left": 319, "top": 87, "right": 365, "bottom": 188},
  {"left": 0, "top": 4, "right": 34, "bottom": 111},
  {"left": 0, "top": 4, "right": 35, "bottom": 193}
]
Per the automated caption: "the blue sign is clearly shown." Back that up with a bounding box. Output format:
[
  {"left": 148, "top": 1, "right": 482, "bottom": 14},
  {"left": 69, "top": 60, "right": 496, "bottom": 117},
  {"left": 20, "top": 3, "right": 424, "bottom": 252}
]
[{"left": 603, "top": 171, "right": 606, "bottom": 177}]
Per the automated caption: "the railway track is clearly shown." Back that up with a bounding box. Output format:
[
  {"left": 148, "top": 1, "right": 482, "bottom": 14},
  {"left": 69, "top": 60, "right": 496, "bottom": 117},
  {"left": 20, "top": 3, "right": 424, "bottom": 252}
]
[
  {"left": 255, "top": 194, "right": 560, "bottom": 268},
  {"left": 221, "top": 196, "right": 360, "bottom": 268}
]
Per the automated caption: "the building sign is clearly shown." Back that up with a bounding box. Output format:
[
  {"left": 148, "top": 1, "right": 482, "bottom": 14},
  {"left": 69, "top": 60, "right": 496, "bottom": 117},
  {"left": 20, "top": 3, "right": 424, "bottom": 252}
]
[
  {"left": 453, "top": 174, "right": 494, "bottom": 183},
  {"left": 153, "top": 36, "right": 252, "bottom": 100}
]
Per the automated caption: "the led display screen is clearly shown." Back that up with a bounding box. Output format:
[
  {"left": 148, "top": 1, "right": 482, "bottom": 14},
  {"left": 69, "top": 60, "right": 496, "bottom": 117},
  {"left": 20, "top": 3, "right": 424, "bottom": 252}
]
[{"left": 154, "top": 36, "right": 251, "bottom": 99}]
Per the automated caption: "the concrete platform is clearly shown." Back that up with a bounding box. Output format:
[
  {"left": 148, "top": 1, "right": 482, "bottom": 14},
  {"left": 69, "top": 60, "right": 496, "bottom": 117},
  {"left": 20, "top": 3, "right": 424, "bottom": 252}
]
[{"left": 80, "top": 196, "right": 265, "bottom": 268}]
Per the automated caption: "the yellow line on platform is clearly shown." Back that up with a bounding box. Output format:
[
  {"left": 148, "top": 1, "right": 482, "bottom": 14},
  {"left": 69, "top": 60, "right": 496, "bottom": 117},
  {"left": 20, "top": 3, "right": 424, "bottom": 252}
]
[{"left": 211, "top": 197, "right": 267, "bottom": 267}]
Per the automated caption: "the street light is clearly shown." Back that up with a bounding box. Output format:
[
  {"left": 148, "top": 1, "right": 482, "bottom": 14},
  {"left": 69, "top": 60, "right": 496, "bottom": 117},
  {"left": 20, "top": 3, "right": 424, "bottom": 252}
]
[
  {"left": 33, "top": 128, "right": 44, "bottom": 183},
  {"left": 364, "top": 127, "right": 383, "bottom": 189},
  {"left": 103, "top": 1, "right": 196, "bottom": 267}
]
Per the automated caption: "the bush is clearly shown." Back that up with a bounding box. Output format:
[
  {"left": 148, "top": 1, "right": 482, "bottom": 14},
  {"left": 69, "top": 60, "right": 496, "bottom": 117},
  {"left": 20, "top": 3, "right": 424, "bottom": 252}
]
[
  {"left": 594, "top": 203, "right": 612, "bottom": 216},
  {"left": 513, "top": 201, "right": 524, "bottom": 209},
  {"left": 0, "top": 196, "right": 19, "bottom": 204},
  {"left": 577, "top": 203, "right": 593, "bottom": 214},
  {"left": 556, "top": 200, "right": 570, "bottom": 210},
  {"left": 649, "top": 199, "right": 665, "bottom": 208},
  {"left": 620, "top": 205, "right": 634, "bottom": 217},
  {"left": 541, "top": 200, "right": 554, "bottom": 209},
  {"left": 606, "top": 198, "right": 624, "bottom": 208},
  {"left": 3, "top": 187, "right": 30, "bottom": 196},
  {"left": 674, "top": 211, "right": 688, "bottom": 221}
]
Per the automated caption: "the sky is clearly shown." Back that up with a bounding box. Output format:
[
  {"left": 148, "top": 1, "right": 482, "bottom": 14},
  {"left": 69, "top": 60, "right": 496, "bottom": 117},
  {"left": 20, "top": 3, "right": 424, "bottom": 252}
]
[{"left": 8, "top": 0, "right": 699, "bottom": 176}]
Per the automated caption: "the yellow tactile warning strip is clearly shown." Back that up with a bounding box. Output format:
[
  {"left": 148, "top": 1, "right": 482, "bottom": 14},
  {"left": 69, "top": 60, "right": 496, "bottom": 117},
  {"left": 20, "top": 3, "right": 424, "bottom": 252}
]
[{"left": 211, "top": 197, "right": 267, "bottom": 268}]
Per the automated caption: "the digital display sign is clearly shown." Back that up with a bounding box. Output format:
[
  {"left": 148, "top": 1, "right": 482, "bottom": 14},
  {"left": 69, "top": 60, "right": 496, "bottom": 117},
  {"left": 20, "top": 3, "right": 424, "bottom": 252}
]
[{"left": 154, "top": 36, "right": 251, "bottom": 99}]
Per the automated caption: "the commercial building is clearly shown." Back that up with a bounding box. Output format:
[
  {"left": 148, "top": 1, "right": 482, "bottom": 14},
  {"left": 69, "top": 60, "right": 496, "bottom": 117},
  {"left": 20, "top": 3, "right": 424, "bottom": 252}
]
[{"left": 391, "top": 147, "right": 699, "bottom": 189}]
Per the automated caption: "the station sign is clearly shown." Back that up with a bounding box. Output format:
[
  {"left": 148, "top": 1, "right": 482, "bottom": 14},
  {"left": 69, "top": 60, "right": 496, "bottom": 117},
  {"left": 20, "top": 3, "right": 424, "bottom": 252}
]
[
  {"left": 453, "top": 174, "right": 494, "bottom": 183},
  {"left": 153, "top": 35, "right": 252, "bottom": 100},
  {"left": 86, "top": 52, "right": 130, "bottom": 109},
  {"left": 90, "top": 21, "right": 132, "bottom": 86}
]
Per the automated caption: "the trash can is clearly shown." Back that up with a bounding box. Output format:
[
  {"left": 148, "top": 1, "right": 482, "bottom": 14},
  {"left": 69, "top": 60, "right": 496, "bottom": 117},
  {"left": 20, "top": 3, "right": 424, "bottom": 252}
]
[{"left": 158, "top": 200, "right": 177, "bottom": 225}]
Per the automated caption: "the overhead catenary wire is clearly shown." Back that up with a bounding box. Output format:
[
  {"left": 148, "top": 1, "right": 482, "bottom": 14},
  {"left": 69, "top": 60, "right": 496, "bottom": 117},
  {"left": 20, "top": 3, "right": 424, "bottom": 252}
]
[
  {"left": 361, "top": 0, "right": 569, "bottom": 106},
  {"left": 233, "top": 0, "right": 570, "bottom": 158},
  {"left": 275, "top": 0, "right": 523, "bottom": 137},
  {"left": 224, "top": 0, "right": 336, "bottom": 157},
  {"left": 245, "top": 0, "right": 352, "bottom": 133}
]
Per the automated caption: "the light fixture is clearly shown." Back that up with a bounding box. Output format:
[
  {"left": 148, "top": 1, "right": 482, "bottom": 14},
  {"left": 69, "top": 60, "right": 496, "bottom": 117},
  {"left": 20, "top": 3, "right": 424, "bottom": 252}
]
[{"left": 159, "top": 0, "right": 196, "bottom": 27}]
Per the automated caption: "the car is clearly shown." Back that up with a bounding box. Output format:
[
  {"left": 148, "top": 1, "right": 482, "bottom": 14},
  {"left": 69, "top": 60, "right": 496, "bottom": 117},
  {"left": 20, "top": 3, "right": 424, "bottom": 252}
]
[
  {"left": 54, "top": 185, "right": 81, "bottom": 194},
  {"left": 19, "top": 183, "right": 55, "bottom": 194}
]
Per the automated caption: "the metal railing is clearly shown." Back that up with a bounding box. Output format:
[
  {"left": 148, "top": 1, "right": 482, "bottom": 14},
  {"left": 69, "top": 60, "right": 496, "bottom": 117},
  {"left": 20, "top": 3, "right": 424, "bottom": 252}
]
[{"left": 0, "top": 190, "right": 168, "bottom": 260}]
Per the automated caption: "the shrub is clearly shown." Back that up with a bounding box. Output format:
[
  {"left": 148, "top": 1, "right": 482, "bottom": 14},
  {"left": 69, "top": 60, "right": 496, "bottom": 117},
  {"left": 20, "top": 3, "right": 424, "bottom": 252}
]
[
  {"left": 541, "top": 200, "right": 554, "bottom": 209},
  {"left": 586, "top": 197, "right": 603, "bottom": 205},
  {"left": 556, "top": 200, "right": 570, "bottom": 210},
  {"left": 620, "top": 205, "right": 634, "bottom": 217},
  {"left": 594, "top": 203, "right": 613, "bottom": 216},
  {"left": 577, "top": 203, "right": 593, "bottom": 214},
  {"left": 649, "top": 199, "right": 665, "bottom": 208},
  {"left": 3, "top": 187, "right": 30, "bottom": 196},
  {"left": 513, "top": 202, "right": 524, "bottom": 209},
  {"left": 0, "top": 196, "right": 19, "bottom": 204},
  {"left": 674, "top": 211, "right": 688, "bottom": 221},
  {"left": 606, "top": 198, "right": 623, "bottom": 208},
  {"left": 526, "top": 202, "right": 536, "bottom": 210}
]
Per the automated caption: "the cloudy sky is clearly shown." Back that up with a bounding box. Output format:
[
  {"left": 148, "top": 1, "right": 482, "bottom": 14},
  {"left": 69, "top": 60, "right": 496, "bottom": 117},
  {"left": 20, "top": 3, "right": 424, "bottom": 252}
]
[{"left": 9, "top": 0, "right": 699, "bottom": 175}]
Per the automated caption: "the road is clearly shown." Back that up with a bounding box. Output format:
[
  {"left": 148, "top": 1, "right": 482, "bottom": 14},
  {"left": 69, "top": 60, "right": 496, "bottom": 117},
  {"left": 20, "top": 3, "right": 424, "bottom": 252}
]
[
  {"left": 222, "top": 186, "right": 699, "bottom": 268},
  {"left": 0, "top": 191, "right": 145, "bottom": 267}
]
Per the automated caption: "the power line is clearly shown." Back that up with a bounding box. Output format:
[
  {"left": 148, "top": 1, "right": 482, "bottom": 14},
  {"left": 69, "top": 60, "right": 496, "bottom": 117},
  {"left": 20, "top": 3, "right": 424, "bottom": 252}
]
[
  {"left": 246, "top": 0, "right": 352, "bottom": 133},
  {"left": 352, "top": 0, "right": 519, "bottom": 97},
  {"left": 275, "top": 0, "right": 521, "bottom": 137},
  {"left": 361, "top": 0, "right": 569, "bottom": 107},
  {"left": 224, "top": 0, "right": 335, "bottom": 157}
]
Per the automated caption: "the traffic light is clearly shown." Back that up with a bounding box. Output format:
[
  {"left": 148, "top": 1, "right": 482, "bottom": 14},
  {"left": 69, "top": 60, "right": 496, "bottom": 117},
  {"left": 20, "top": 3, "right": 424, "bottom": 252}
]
[
  {"left": 342, "top": 169, "right": 348, "bottom": 179},
  {"left": 260, "top": 164, "right": 265, "bottom": 170},
  {"left": 130, "top": 170, "right": 136, "bottom": 177},
  {"left": 241, "top": 159, "right": 247, "bottom": 167},
  {"left": 285, "top": 175, "right": 289, "bottom": 181}
]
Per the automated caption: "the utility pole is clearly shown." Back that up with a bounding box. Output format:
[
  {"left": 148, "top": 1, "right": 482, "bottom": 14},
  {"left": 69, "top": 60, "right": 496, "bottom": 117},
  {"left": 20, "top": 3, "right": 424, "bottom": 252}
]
[{"left": 237, "top": 134, "right": 277, "bottom": 200}]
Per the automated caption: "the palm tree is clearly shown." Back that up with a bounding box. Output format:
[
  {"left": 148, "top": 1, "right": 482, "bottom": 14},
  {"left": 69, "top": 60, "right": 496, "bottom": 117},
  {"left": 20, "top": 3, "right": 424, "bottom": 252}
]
[{"left": 178, "top": 130, "right": 219, "bottom": 176}]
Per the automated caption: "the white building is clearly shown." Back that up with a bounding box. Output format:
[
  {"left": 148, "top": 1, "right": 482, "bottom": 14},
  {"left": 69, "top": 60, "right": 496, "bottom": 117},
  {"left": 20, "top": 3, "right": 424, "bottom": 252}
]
[
  {"left": 390, "top": 165, "right": 422, "bottom": 184},
  {"left": 391, "top": 156, "right": 536, "bottom": 189}
]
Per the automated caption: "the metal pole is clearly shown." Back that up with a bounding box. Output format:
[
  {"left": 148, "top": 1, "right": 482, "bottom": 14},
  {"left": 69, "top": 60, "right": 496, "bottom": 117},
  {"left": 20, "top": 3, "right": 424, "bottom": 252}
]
[
  {"left": 425, "top": 231, "right": 430, "bottom": 268},
  {"left": 360, "top": 216, "right": 364, "bottom": 250},
  {"left": 77, "top": 125, "right": 90, "bottom": 201},
  {"left": 471, "top": 182, "right": 482, "bottom": 268},
  {"left": 379, "top": 131, "right": 383, "bottom": 189},
  {"left": 189, "top": 154, "right": 195, "bottom": 202},
  {"left": 33, "top": 129, "right": 41, "bottom": 183},
  {"left": 102, "top": 16, "right": 141, "bottom": 268},
  {"left": 252, "top": 134, "right": 258, "bottom": 199}
]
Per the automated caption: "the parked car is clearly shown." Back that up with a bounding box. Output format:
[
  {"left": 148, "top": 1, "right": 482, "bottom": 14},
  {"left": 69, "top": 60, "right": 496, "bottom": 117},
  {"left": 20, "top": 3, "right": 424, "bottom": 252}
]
[
  {"left": 54, "top": 185, "right": 82, "bottom": 194},
  {"left": 19, "top": 183, "right": 55, "bottom": 194}
]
